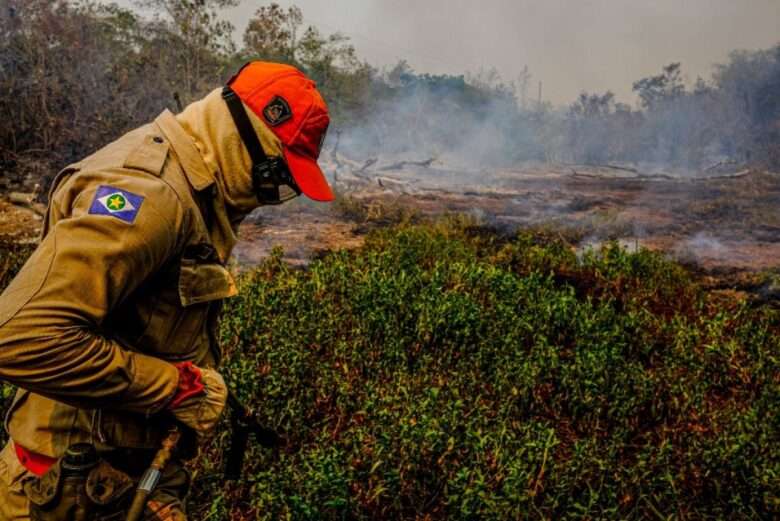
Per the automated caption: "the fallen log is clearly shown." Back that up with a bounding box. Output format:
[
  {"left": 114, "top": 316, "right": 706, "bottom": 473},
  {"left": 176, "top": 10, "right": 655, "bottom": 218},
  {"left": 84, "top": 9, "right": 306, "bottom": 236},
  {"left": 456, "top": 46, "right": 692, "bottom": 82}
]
[
  {"left": 9, "top": 192, "right": 35, "bottom": 205},
  {"left": 570, "top": 169, "right": 752, "bottom": 182},
  {"left": 569, "top": 170, "right": 676, "bottom": 181},
  {"left": 637, "top": 172, "right": 677, "bottom": 180},
  {"left": 704, "top": 159, "right": 739, "bottom": 172},
  {"left": 593, "top": 164, "right": 639, "bottom": 174},
  {"left": 569, "top": 169, "right": 632, "bottom": 180},
  {"left": 377, "top": 157, "right": 436, "bottom": 171},
  {"left": 694, "top": 169, "right": 752, "bottom": 181},
  {"left": 8, "top": 191, "right": 45, "bottom": 216}
]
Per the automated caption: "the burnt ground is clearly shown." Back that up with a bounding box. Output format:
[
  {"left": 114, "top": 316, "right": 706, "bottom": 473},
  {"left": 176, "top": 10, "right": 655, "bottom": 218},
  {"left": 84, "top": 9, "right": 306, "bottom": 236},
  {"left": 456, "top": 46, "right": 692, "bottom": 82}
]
[
  {"left": 0, "top": 200, "right": 42, "bottom": 243},
  {"left": 3, "top": 164, "right": 780, "bottom": 278},
  {"left": 238, "top": 164, "right": 780, "bottom": 274}
]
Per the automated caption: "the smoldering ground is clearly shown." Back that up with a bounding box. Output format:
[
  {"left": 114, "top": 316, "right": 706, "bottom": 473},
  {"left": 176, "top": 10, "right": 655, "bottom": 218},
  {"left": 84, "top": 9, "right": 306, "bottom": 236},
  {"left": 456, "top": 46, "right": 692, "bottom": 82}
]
[{"left": 275, "top": 50, "right": 780, "bottom": 272}]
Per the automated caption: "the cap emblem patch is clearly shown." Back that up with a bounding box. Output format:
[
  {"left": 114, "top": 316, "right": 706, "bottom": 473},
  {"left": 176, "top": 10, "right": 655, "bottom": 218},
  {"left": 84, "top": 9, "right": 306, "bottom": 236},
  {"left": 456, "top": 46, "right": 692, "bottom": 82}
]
[{"left": 263, "top": 96, "right": 292, "bottom": 126}]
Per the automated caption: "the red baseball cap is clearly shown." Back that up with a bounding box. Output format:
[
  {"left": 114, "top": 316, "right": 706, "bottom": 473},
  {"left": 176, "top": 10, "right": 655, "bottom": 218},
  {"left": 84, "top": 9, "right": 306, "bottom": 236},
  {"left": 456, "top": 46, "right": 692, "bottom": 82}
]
[{"left": 228, "top": 62, "right": 334, "bottom": 202}]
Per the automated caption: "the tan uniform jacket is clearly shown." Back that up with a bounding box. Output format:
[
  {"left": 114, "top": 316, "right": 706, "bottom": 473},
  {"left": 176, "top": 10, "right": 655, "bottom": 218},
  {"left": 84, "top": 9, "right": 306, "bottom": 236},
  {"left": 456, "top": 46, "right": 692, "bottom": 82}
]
[{"left": 0, "top": 110, "right": 238, "bottom": 457}]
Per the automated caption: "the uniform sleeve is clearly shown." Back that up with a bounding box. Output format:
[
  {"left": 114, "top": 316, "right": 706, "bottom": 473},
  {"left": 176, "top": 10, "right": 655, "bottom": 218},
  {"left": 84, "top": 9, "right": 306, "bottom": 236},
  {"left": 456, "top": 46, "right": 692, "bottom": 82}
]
[{"left": 0, "top": 173, "right": 184, "bottom": 415}]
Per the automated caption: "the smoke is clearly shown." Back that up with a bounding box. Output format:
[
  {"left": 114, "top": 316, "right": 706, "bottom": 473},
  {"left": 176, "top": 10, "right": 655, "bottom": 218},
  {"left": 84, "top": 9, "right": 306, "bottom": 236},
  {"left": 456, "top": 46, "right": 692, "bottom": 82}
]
[
  {"left": 335, "top": 73, "right": 538, "bottom": 170},
  {"left": 674, "top": 232, "right": 728, "bottom": 264},
  {"left": 329, "top": 40, "right": 779, "bottom": 182}
]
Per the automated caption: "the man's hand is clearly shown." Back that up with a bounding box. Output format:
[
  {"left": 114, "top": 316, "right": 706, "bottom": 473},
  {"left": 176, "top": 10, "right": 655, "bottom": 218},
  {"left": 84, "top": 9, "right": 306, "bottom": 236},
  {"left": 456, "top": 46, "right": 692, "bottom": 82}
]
[{"left": 168, "top": 362, "right": 228, "bottom": 437}]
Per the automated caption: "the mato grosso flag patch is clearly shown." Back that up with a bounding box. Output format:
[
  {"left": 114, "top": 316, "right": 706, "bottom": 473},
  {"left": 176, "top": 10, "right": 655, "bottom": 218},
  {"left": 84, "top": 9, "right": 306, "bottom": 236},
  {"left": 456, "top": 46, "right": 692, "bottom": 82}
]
[{"left": 88, "top": 186, "right": 144, "bottom": 223}]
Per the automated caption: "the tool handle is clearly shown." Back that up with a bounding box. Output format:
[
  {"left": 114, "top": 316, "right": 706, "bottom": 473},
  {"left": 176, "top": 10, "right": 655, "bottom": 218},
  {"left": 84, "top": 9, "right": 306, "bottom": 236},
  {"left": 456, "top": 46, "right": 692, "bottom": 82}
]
[
  {"left": 126, "top": 426, "right": 180, "bottom": 521},
  {"left": 228, "top": 392, "right": 282, "bottom": 448},
  {"left": 126, "top": 488, "right": 151, "bottom": 521},
  {"left": 223, "top": 392, "right": 282, "bottom": 480},
  {"left": 224, "top": 416, "right": 250, "bottom": 481}
]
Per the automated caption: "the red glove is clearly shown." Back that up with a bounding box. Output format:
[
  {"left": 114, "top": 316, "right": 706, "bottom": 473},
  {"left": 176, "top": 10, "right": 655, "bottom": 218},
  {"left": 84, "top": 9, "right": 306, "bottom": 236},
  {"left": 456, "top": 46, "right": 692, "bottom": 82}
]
[
  {"left": 168, "top": 361, "right": 206, "bottom": 409},
  {"left": 167, "top": 362, "right": 228, "bottom": 437}
]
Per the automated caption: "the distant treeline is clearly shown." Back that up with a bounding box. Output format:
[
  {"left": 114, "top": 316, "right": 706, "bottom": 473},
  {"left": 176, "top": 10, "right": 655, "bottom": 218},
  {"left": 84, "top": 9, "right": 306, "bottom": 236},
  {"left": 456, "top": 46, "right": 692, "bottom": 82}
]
[{"left": 1, "top": 0, "right": 778, "bottom": 190}]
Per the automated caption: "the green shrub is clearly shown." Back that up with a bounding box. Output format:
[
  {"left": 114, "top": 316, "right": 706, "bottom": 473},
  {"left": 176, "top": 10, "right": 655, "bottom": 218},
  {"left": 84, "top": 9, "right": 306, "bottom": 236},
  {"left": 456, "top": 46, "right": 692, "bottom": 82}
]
[
  {"left": 200, "top": 222, "right": 780, "bottom": 519},
  {"left": 2, "top": 223, "right": 779, "bottom": 519}
]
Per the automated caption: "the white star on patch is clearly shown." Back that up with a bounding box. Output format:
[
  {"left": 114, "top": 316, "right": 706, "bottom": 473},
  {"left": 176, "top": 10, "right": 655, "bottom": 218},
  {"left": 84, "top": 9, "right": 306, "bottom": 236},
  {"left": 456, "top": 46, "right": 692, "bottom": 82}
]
[{"left": 98, "top": 192, "right": 135, "bottom": 213}]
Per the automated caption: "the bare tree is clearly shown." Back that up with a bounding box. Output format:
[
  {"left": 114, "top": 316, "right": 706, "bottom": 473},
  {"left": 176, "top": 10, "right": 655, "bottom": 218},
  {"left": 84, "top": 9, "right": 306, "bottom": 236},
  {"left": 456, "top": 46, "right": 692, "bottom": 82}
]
[{"left": 135, "top": 0, "right": 238, "bottom": 101}]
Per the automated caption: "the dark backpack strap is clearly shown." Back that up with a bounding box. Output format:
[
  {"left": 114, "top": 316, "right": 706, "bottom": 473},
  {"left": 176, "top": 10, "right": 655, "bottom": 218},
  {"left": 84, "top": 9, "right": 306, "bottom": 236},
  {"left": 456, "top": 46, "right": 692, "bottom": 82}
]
[{"left": 222, "top": 86, "right": 268, "bottom": 166}]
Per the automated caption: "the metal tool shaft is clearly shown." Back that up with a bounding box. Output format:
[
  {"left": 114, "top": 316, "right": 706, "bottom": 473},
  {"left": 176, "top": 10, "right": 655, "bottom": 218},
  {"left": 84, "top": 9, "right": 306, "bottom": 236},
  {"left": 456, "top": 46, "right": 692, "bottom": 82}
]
[{"left": 126, "top": 426, "right": 181, "bottom": 521}]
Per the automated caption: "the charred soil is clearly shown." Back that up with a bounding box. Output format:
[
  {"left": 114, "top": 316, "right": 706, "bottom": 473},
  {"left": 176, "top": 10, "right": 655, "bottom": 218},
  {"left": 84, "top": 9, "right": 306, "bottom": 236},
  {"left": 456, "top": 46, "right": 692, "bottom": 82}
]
[{"left": 232, "top": 165, "right": 780, "bottom": 277}]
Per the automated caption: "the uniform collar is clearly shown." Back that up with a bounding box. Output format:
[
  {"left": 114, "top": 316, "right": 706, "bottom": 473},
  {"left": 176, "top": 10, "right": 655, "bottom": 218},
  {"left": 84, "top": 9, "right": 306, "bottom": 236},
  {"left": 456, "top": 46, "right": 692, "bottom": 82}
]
[{"left": 154, "top": 110, "right": 215, "bottom": 192}]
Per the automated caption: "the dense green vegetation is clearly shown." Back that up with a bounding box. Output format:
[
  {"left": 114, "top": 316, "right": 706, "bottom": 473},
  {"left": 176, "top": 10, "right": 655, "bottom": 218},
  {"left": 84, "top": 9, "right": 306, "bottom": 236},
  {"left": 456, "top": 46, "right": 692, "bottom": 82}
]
[
  {"left": 151, "top": 220, "right": 776, "bottom": 520},
  {"left": 1, "top": 221, "right": 779, "bottom": 517}
]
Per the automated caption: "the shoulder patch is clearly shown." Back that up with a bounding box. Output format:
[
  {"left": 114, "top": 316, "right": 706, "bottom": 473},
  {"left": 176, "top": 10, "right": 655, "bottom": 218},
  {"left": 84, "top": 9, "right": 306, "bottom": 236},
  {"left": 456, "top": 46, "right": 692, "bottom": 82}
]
[{"left": 88, "top": 186, "right": 144, "bottom": 224}]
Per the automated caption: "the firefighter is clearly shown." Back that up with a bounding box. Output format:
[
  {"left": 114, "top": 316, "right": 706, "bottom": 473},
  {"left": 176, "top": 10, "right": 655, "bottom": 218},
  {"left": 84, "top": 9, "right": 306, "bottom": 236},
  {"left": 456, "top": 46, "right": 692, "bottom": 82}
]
[{"left": 0, "top": 61, "right": 332, "bottom": 520}]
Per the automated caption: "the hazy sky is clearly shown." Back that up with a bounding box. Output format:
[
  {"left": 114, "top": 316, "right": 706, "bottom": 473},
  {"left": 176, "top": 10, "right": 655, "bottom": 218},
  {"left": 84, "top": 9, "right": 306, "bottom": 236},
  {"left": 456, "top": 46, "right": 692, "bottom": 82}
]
[{"left": 122, "top": 0, "right": 780, "bottom": 105}]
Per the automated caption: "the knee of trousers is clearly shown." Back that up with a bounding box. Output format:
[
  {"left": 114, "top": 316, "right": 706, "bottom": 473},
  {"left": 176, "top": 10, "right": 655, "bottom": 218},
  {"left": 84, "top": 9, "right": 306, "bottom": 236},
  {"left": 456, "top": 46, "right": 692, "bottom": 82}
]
[{"left": 0, "top": 442, "right": 32, "bottom": 521}]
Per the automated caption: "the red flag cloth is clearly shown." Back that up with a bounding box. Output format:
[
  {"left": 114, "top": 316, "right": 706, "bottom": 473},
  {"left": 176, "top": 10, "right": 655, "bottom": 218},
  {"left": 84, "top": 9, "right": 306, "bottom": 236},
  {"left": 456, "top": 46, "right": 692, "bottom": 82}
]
[{"left": 14, "top": 442, "right": 56, "bottom": 477}]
